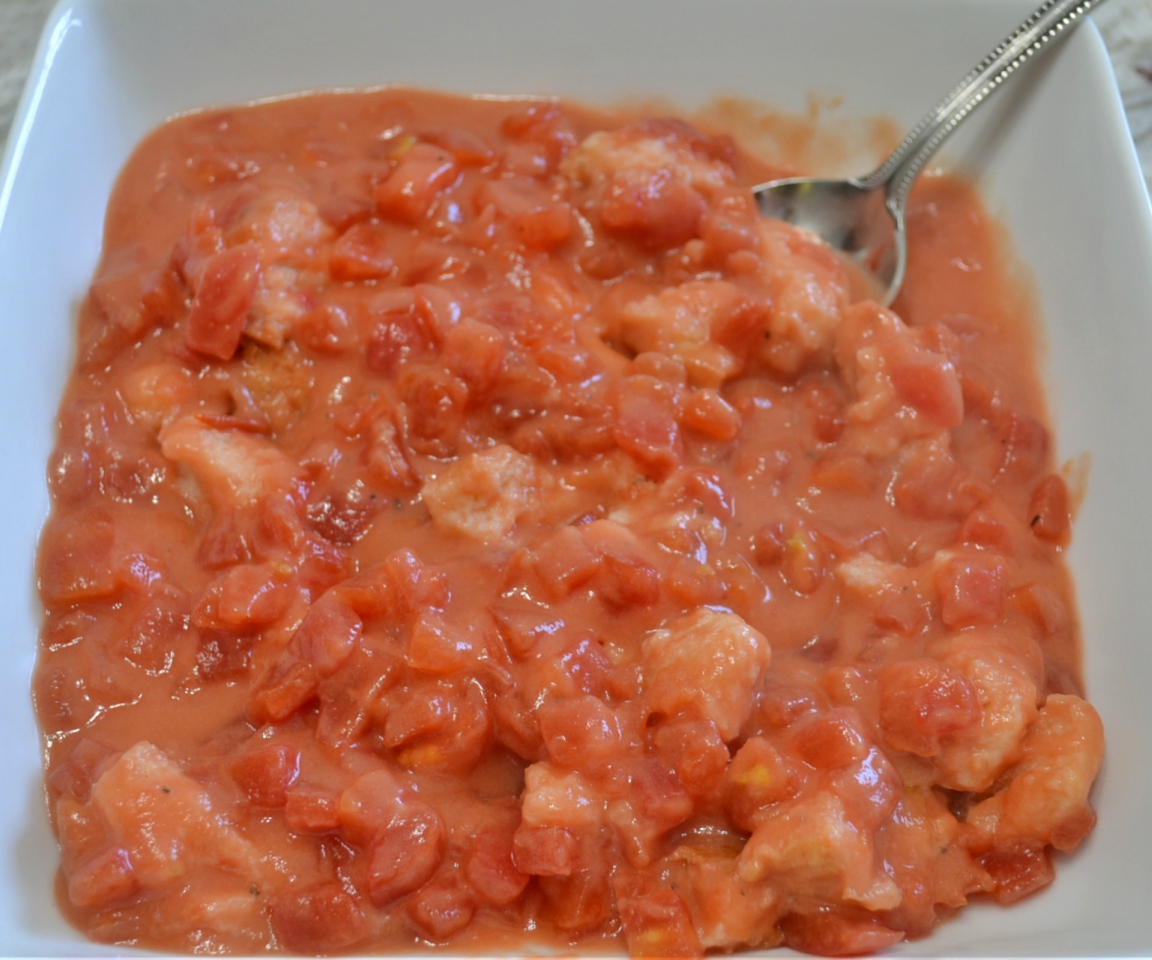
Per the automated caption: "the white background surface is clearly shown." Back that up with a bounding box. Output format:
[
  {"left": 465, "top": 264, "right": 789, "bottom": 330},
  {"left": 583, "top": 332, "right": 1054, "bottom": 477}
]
[{"left": 1, "top": 0, "right": 1151, "bottom": 956}]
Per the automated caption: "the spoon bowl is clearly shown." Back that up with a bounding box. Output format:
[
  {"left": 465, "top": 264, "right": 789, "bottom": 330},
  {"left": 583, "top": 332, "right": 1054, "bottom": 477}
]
[{"left": 754, "top": 0, "right": 1108, "bottom": 305}]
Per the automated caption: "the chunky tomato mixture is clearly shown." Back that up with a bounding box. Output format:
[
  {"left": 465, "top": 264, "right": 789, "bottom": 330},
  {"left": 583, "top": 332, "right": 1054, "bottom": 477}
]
[{"left": 35, "top": 89, "right": 1104, "bottom": 956}]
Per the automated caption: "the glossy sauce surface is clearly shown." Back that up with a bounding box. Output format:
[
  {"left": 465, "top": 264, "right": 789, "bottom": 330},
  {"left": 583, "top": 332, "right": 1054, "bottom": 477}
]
[{"left": 35, "top": 89, "right": 1102, "bottom": 956}]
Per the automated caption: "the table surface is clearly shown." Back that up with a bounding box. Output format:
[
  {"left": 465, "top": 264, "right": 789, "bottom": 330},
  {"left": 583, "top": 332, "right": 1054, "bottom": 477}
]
[{"left": 3, "top": 0, "right": 1152, "bottom": 188}]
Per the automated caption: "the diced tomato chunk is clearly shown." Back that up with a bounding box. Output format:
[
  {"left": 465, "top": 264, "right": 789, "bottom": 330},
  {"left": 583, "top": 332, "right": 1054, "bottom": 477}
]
[
  {"left": 48, "top": 738, "right": 117, "bottom": 802},
  {"left": 888, "top": 342, "right": 964, "bottom": 427},
  {"left": 406, "top": 613, "right": 472, "bottom": 673},
  {"left": 614, "top": 881, "right": 703, "bottom": 959},
  {"left": 406, "top": 878, "right": 476, "bottom": 940},
  {"left": 878, "top": 659, "right": 981, "bottom": 757},
  {"left": 329, "top": 222, "right": 395, "bottom": 280},
  {"left": 38, "top": 514, "right": 118, "bottom": 605},
  {"left": 1029, "top": 473, "right": 1072, "bottom": 545},
  {"left": 337, "top": 769, "right": 404, "bottom": 847},
  {"left": 375, "top": 143, "right": 458, "bottom": 223},
  {"left": 248, "top": 660, "right": 318, "bottom": 724},
  {"left": 285, "top": 787, "right": 340, "bottom": 834},
  {"left": 466, "top": 825, "right": 530, "bottom": 906},
  {"left": 936, "top": 551, "right": 1006, "bottom": 628},
  {"left": 601, "top": 173, "right": 706, "bottom": 250},
  {"left": 441, "top": 318, "right": 505, "bottom": 395},
  {"left": 366, "top": 308, "right": 434, "bottom": 377},
  {"left": 723, "top": 737, "right": 795, "bottom": 831},
  {"left": 680, "top": 388, "right": 741, "bottom": 441},
  {"left": 229, "top": 742, "right": 300, "bottom": 806},
  {"left": 270, "top": 883, "right": 367, "bottom": 953},
  {"left": 185, "top": 243, "right": 260, "bottom": 359},
  {"left": 67, "top": 846, "right": 138, "bottom": 909},
  {"left": 792, "top": 710, "right": 870, "bottom": 769},
  {"left": 537, "top": 695, "right": 621, "bottom": 771},
  {"left": 779, "top": 910, "right": 904, "bottom": 957},
  {"left": 196, "top": 630, "right": 254, "bottom": 681},
  {"left": 654, "top": 718, "right": 729, "bottom": 798},
  {"left": 193, "top": 563, "right": 293, "bottom": 630},
  {"left": 366, "top": 805, "right": 445, "bottom": 906},
  {"left": 533, "top": 525, "right": 601, "bottom": 598},
  {"left": 513, "top": 824, "right": 579, "bottom": 877},
  {"left": 977, "top": 843, "right": 1055, "bottom": 904},
  {"left": 292, "top": 592, "right": 362, "bottom": 677},
  {"left": 613, "top": 375, "right": 682, "bottom": 477}
]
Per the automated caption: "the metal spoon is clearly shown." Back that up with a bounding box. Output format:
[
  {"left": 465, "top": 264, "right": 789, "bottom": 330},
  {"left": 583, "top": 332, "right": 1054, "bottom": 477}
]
[{"left": 754, "top": 0, "right": 1109, "bottom": 305}]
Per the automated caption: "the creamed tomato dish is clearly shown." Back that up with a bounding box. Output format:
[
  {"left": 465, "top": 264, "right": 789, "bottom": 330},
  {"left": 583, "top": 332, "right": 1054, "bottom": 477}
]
[{"left": 35, "top": 89, "right": 1104, "bottom": 957}]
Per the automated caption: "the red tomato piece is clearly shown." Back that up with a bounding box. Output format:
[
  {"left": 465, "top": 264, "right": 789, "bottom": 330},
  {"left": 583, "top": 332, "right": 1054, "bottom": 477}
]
[
  {"left": 337, "top": 769, "right": 404, "bottom": 848},
  {"left": 613, "top": 375, "right": 682, "bottom": 477},
  {"left": 38, "top": 514, "right": 118, "bottom": 605},
  {"left": 406, "top": 877, "right": 476, "bottom": 940},
  {"left": 270, "top": 883, "right": 367, "bottom": 953},
  {"left": 779, "top": 910, "right": 904, "bottom": 957},
  {"left": 614, "top": 882, "right": 703, "bottom": 959},
  {"left": 465, "top": 826, "right": 530, "bottom": 906},
  {"left": 533, "top": 525, "right": 601, "bottom": 598},
  {"left": 878, "top": 659, "right": 981, "bottom": 756},
  {"left": 441, "top": 318, "right": 505, "bottom": 395},
  {"left": 1029, "top": 473, "right": 1072, "bottom": 545},
  {"left": 513, "top": 824, "right": 580, "bottom": 877},
  {"left": 375, "top": 143, "right": 458, "bottom": 223},
  {"left": 229, "top": 742, "right": 300, "bottom": 806},
  {"left": 936, "top": 550, "right": 1006, "bottom": 628},
  {"left": 185, "top": 243, "right": 260, "bottom": 359},
  {"left": 680, "top": 388, "right": 741, "bottom": 441},
  {"left": 601, "top": 172, "right": 707, "bottom": 250},
  {"left": 792, "top": 710, "right": 870, "bottom": 769},
  {"left": 67, "top": 846, "right": 138, "bottom": 909},
  {"left": 366, "top": 805, "right": 445, "bottom": 906},
  {"left": 292, "top": 592, "right": 362, "bottom": 677},
  {"left": 537, "top": 695, "right": 622, "bottom": 771},
  {"left": 284, "top": 787, "right": 340, "bottom": 834},
  {"left": 406, "top": 612, "right": 472, "bottom": 674},
  {"left": 724, "top": 736, "right": 796, "bottom": 831},
  {"left": 329, "top": 222, "right": 395, "bottom": 281},
  {"left": 977, "top": 843, "right": 1055, "bottom": 904}
]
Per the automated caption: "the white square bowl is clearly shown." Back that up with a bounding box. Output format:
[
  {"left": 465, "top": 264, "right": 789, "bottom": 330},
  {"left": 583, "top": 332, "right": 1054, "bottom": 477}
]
[{"left": 1, "top": 0, "right": 1149, "bottom": 955}]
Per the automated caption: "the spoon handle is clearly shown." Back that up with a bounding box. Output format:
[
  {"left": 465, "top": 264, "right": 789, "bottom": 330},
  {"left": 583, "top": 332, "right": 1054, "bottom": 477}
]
[{"left": 858, "top": 0, "right": 1108, "bottom": 212}]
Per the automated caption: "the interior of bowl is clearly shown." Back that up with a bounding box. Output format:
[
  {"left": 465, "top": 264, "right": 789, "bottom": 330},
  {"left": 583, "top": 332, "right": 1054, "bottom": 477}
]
[{"left": 1, "top": 0, "right": 1150, "bottom": 954}]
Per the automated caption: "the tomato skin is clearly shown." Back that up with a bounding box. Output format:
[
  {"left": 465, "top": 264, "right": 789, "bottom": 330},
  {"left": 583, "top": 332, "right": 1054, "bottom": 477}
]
[
  {"left": 229, "top": 742, "right": 300, "bottom": 807},
  {"left": 329, "top": 222, "right": 395, "bottom": 281},
  {"left": 614, "top": 881, "right": 703, "bottom": 958},
  {"left": 779, "top": 910, "right": 904, "bottom": 957},
  {"left": 407, "top": 877, "right": 477, "bottom": 940},
  {"left": 878, "top": 659, "right": 981, "bottom": 757},
  {"left": 601, "top": 172, "right": 707, "bottom": 250},
  {"left": 284, "top": 787, "right": 340, "bottom": 834},
  {"left": 375, "top": 144, "right": 459, "bottom": 223},
  {"left": 513, "top": 824, "right": 579, "bottom": 877},
  {"left": 185, "top": 243, "right": 260, "bottom": 359},
  {"left": 613, "top": 375, "right": 682, "bottom": 477},
  {"left": 270, "top": 883, "right": 367, "bottom": 953},
  {"left": 293, "top": 592, "right": 363, "bottom": 677},
  {"left": 465, "top": 825, "right": 530, "bottom": 906},
  {"left": 1028, "top": 473, "right": 1072, "bottom": 545},
  {"left": 337, "top": 769, "right": 404, "bottom": 848},
  {"left": 67, "top": 846, "right": 138, "bottom": 909},
  {"left": 366, "top": 806, "right": 445, "bottom": 907},
  {"left": 976, "top": 843, "right": 1055, "bottom": 904},
  {"left": 936, "top": 551, "right": 1006, "bottom": 628}
]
